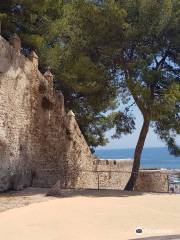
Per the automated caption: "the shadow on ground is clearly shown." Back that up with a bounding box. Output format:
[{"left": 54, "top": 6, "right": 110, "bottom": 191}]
[
  {"left": 0, "top": 187, "right": 148, "bottom": 199},
  {"left": 0, "top": 188, "right": 53, "bottom": 212},
  {"left": 1, "top": 187, "right": 171, "bottom": 213},
  {"left": 0, "top": 187, "right": 49, "bottom": 198},
  {"left": 54, "top": 188, "right": 147, "bottom": 198},
  {"left": 130, "top": 235, "right": 180, "bottom": 240}
]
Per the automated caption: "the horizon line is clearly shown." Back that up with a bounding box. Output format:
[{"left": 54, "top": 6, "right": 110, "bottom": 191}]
[{"left": 95, "top": 146, "right": 168, "bottom": 150}]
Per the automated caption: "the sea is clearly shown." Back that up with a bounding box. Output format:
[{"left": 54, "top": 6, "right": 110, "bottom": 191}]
[{"left": 95, "top": 147, "right": 180, "bottom": 170}]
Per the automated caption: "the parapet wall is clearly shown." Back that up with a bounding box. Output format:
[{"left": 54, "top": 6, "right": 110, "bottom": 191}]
[
  {"left": 76, "top": 159, "right": 133, "bottom": 190},
  {"left": 135, "top": 170, "right": 169, "bottom": 193},
  {"left": 75, "top": 159, "right": 170, "bottom": 192}
]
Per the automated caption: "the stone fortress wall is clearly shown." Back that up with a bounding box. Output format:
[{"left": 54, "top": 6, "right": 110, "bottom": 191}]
[
  {"left": 0, "top": 34, "right": 171, "bottom": 193},
  {"left": 0, "top": 34, "right": 95, "bottom": 192}
]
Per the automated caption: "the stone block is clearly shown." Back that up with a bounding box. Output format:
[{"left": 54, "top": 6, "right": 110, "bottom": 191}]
[{"left": 47, "top": 180, "right": 61, "bottom": 196}]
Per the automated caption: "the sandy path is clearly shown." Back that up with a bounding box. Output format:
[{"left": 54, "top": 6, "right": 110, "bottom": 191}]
[
  {"left": 0, "top": 189, "right": 180, "bottom": 240},
  {"left": 0, "top": 188, "right": 53, "bottom": 212}
]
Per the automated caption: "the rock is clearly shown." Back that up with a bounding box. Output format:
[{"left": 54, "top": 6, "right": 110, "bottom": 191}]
[{"left": 47, "top": 180, "right": 61, "bottom": 196}]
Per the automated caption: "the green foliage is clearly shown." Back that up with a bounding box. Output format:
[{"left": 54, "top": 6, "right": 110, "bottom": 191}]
[
  {"left": 0, "top": 13, "right": 7, "bottom": 21},
  {"left": 155, "top": 104, "right": 180, "bottom": 156},
  {"left": 0, "top": 0, "right": 124, "bottom": 148},
  {"left": 115, "top": 0, "right": 180, "bottom": 155},
  {"left": 39, "top": 0, "right": 127, "bottom": 147},
  {"left": 108, "top": 111, "right": 135, "bottom": 139}
]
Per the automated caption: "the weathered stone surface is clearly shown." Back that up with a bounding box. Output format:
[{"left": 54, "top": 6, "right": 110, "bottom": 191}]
[
  {"left": 0, "top": 170, "right": 32, "bottom": 192},
  {"left": 28, "top": 51, "right": 38, "bottom": 68},
  {"left": 47, "top": 180, "right": 61, "bottom": 196},
  {"left": 75, "top": 159, "right": 133, "bottom": 190},
  {"left": 0, "top": 35, "right": 96, "bottom": 192},
  {"left": 0, "top": 171, "right": 11, "bottom": 192},
  {"left": 135, "top": 170, "right": 169, "bottom": 193},
  {"left": 9, "top": 34, "right": 21, "bottom": 52}
]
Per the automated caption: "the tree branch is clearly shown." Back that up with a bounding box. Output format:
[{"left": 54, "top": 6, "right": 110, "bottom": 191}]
[{"left": 155, "top": 51, "right": 169, "bottom": 70}]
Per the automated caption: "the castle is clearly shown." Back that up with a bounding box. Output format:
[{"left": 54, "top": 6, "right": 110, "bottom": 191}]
[{"left": 0, "top": 34, "right": 170, "bottom": 193}]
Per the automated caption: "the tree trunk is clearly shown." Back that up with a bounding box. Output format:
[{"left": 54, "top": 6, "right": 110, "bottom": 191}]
[{"left": 124, "top": 118, "right": 150, "bottom": 191}]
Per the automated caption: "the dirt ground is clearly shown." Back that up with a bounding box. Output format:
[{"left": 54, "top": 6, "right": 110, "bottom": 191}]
[
  {"left": 0, "top": 187, "right": 53, "bottom": 212},
  {"left": 0, "top": 188, "right": 180, "bottom": 240}
]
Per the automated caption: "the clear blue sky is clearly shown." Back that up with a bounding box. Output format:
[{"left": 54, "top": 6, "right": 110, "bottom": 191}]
[{"left": 98, "top": 106, "right": 180, "bottom": 150}]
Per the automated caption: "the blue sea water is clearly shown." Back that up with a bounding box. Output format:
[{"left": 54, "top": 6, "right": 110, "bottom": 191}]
[{"left": 95, "top": 147, "right": 180, "bottom": 169}]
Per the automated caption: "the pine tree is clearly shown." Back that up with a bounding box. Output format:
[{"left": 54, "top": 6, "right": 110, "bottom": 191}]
[
  {"left": 0, "top": 0, "right": 126, "bottom": 148},
  {"left": 115, "top": 0, "right": 180, "bottom": 190}
]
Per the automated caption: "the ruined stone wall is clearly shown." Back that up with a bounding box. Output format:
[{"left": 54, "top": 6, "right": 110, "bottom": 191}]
[
  {"left": 0, "top": 36, "right": 34, "bottom": 191},
  {"left": 0, "top": 35, "right": 95, "bottom": 191}
]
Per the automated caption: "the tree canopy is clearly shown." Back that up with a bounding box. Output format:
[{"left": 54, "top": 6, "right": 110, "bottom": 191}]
[
  {"left": 115, "top": 0, "right": 180, "bottom": 189},
  {"left": 0, "top": 0, "right": 123, "bottom": 148}
]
